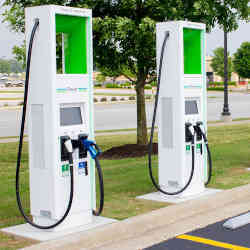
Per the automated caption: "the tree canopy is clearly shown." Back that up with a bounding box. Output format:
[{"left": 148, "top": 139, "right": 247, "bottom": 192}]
[
  {"left": 233, "top": 41, "right": 250, "bottom": 79},
  {"left": 2, "top": 0, "right": 249, "bottom": 144},
  {"left": 12, "top": 42, "right": 26, "bottom": 69},
  {"left": 211, "top": 47, "right": 233, "bottom": 80},
  {"left": 0, "top": 58, "right": 23, "bottom": 73}
]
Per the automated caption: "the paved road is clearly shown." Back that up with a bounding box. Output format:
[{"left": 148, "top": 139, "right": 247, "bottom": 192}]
[
  {"left": 0, "top": 92, "right": 250, "bottom": 137},
  {"left": 146, "top": 215, "right": 250, "bottom": 249}
]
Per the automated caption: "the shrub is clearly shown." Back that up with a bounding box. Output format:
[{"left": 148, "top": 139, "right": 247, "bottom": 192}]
[
  {"left": 95, "top": 83, "right": 102, "bottom": 88},
  {"left": 120, "top": 97, "right": 125, "bottom": 101},
  {"left": 208, "top": 81, "right": 236, "bottom": 86},
  {"left": 100, "top": 97, "right": 107, "bottom": 102},
  {"left": 120, "top": 82, "right": 133, "bottom": 88},
  {"left": 111, "top": 96, "right": 117, "bottom": 102},
  {"left": 124, "top": 82, "right": 132, "bottom": 86},
  {"left": 144, "top": 84, "right": 152, "bottom": 89},
  {"left": 207, "top": 87, "right": 225, "bottom": 91},
  {"left": 94, "top": 98, "right": 98, "bottom": 103},
  {"left": 129, "top": 96, "right": 136, "bottom": 100},
  {"left": 106, "top": 83, "right": 120, "bottom": 88},
  {"left": 145, "top": 95, "right": 151, "bottom": 100},
  {"left": 151, "top": 81, "right": 157, "bottom": 86}
]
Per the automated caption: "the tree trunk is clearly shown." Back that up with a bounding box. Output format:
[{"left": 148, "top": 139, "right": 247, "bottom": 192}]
[{"left": 136, "top": 84, "right": 148, "bottom": 145}]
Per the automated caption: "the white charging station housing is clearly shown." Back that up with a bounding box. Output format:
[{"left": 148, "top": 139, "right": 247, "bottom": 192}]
[
  {"left": 25, "top": 5, "right": 95, "bottom": 231},
  {"left": 156, "top": 21, "right": 207, "bottom": 197}
]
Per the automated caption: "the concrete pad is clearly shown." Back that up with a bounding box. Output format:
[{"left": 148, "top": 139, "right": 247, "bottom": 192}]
[
  {"left": 1, "top": 216, "right": 117, "bottom": 242},
  {"left": 137, "top": 188, "right": 221, "bottom": 204},
  {"left": 221, "top": 114, "right": 233, "bottom": 122},
  {"left": 19, "top": 184, "right": 250, "bottom": 250}
]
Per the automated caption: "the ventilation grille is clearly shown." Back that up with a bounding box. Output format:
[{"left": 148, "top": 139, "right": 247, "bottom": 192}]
[
  {"left": 31, "top": 104, "right": 45, "bottom": 169},
  {"left": 161, "top": 97, "right": 173, "bottom": 148}
]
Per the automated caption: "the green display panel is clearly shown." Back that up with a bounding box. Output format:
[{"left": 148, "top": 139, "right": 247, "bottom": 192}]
[
  {"left": 183, "top": 28, "right": 202, "bottom": 74},
  {"left": 56, "top": 14, "right": 88, "bottom": 74}
]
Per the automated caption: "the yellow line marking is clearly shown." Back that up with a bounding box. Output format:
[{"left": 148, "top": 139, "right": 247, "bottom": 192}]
[{"left": 177, "top": 234, "right": 250, "bottom": 250}]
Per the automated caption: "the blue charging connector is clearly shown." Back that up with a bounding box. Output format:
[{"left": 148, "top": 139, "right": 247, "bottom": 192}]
[{"left": 80, "top": 138, "right": 101, "bottom": 159}]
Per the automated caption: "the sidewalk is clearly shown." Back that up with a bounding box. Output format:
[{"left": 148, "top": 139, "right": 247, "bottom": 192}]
[{"left": 21, "top": 184, "right": 250, "bottom": 250}]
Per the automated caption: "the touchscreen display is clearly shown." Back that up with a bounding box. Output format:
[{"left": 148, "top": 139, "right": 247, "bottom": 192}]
[
  {"left": 60, "top": 107, "right": 83, "bottom": 126},
  {"left": 185, "top": 100, "right": 198, "bottom": 115}
]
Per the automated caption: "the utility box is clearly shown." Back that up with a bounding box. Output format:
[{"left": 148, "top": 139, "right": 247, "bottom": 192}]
[{"left": 156, "top": 21, "right": 207, "bottom": 197}]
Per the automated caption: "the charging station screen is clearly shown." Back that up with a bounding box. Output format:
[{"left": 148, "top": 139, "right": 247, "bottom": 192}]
[
  {"left": 60, "top": 107, "right": 83, "bottom": 126},
  {"left": 185, "top": 100, "right": 198, "bottom": 115}
]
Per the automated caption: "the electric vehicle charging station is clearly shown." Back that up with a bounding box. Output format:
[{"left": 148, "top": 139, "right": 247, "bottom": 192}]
[
  {"left": 139, "top": 21, "right": 220, "bottom": 203},
  {"left": 2, "top": 5, "right": 115, "bottom": 241}
]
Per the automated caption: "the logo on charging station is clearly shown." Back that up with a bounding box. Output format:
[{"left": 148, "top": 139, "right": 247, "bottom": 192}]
[
  {"left": 61, "top": 164, "right": 69, "bottom": 177},
  {"left": 78, "top": 162, "right": 87, "bottom": 175},
  {"left": 186, "top": 144, "right": 191, "bottom": 153},
  {"left": 196, "top": 143, "right": 201, "bottom": 153}
]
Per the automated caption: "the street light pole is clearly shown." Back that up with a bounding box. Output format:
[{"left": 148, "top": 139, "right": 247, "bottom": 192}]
[{"left": 221, "top": 30, "right": 232, "bottom": 121}]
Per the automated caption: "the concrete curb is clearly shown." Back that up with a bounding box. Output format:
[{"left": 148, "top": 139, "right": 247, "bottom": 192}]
[{"left": 21, "top": 184, "right": 250, "bottom": 250}]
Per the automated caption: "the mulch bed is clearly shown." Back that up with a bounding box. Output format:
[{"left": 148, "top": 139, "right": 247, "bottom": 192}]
[{"left": 100, "top": 143, "right": 158, "bottom": 159}]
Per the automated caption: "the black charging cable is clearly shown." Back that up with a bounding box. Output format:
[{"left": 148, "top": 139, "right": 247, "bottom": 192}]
[
  {"left": 195, "top": 123, "right": 212, "bottom": 185},
  {"left": 148, "top": 31, "right": 196, "bottom": 195},
  {"left": 16, "top": 19, "right": 75, "bottom": 229},
  {"left": 77, "top": 137, "right": 104, "bottom": 216},
  {"left": 92, "top": 156, "right": 104, "bottom": 216}
]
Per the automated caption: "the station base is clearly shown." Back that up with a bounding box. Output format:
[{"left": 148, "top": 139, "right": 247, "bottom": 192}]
[
  {"left": 137, "top": 188, "right": 221, "bottom": 204},
  {"left": 1, "top": 216, "right": 117, "bottom": 242}
]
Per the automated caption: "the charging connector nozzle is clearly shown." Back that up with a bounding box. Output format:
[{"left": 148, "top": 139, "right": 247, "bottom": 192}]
[
  {"left": 79, "top": 134, "right": 101, "bottom": 159},
  {"left": 63, "top": 137, "right": 73, "bottom": 165},
  {"left": 185, "top": 122, "right": 195, "bottom": 144},
  {"left": 64, "top": 138, "right": 73, "bottom": 153},
  {"left": 195, "top": 121, "right": 208, "bottom": 143}
]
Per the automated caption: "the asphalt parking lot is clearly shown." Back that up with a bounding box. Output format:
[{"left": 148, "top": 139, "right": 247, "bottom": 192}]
[{"left": 146, "top": 214, "right": 250, "bottom": 250}]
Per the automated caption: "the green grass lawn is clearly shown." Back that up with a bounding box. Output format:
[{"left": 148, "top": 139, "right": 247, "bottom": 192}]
[{"left": 1, "top": 124, "right": 250, "bottom": 249}]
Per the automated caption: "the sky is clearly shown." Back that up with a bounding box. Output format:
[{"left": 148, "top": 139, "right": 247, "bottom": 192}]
[{"left": 0, "top": 4, "right": 249, "bottom": 59}]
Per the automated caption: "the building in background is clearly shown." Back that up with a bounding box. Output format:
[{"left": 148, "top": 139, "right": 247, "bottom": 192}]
[{"left": 206, "top": 56, "right": 249, "bottom": 85}]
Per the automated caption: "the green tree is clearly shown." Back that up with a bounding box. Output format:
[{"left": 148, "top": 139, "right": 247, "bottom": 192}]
[
  {"left": 211, "top": 47, "right": 233, "bottom": 80},
  {"left": 0, "top": 59, "right": 11, "bottom": 73},
  {"left": 95, "top": 73, "right": 106, "bottom": 85},
  {"left": 97, "top": 66, "right": 121, "bottom": 84},
  {"left": 12, "top": 42, "right": 26, "bottom": 70},
  {"left": 233, "top": 42, "right": 250, "bottom": 79},
  {"left": 9, "top": 59, "right": 23, "bottom": 73},
  {"left": 2, "top": 0, "right": 249, "bottom": 145},
  {"left": 200, "top": 0, "right": 249, "bottom": 117}
]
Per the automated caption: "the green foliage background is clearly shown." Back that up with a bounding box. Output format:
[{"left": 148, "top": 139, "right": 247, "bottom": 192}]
[
  {"left": 0, "top": 58, "right": 23, "bottom": 73},
  {"left": 211, "top": 47, "right": 233, "bottom": 80},
  {"left": 2, "top": 0, "right": 249, "bottom": 144},
  {"left": 233, "top": 41, "right": 250, "bottom": 79}
]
